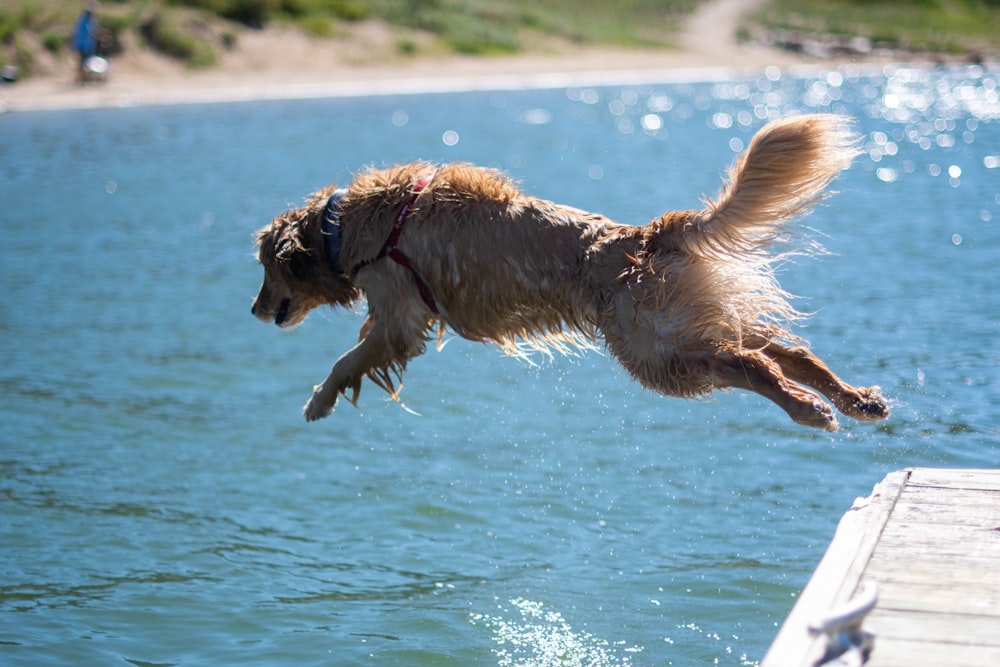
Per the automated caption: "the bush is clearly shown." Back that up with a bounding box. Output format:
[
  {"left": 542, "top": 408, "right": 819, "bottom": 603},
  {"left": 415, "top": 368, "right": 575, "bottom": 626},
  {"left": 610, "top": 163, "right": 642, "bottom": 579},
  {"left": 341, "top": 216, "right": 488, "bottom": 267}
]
[
  {"left": 41, "top": 29, "right": 63, "bottom": 53},
  {"left": 396, "top": 36, "right": 418, "bottom": 55},
  {"left": 321, "top": 0, "right": 369, "bottom": 21},
  {"left": 297, "top": 14, "right": 333, "bottom": 37},
  {"left": 445, "top": 23, "right": 520, "bottom": 55},
  {"left": 167, "top": 0, "right": 277, "bottom": 28},
  {"left": 0, "top": 9, "right": 21, "bottom": 44},
  {"left": 219, "top": 0, "right": 276, "bottom": 27},
  {"left": 13, "top": 35, "right": 34, "bottom": 75},
  {"left": 141, "top": 12, "right": 218, "bottom": 67}
]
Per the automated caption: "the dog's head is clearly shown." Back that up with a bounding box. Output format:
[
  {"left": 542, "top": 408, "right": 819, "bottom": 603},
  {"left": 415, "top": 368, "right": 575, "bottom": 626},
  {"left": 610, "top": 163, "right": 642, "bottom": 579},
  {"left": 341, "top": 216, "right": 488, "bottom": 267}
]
[{"left": 252, "top": 187, "right": 361, "bottom": 328}]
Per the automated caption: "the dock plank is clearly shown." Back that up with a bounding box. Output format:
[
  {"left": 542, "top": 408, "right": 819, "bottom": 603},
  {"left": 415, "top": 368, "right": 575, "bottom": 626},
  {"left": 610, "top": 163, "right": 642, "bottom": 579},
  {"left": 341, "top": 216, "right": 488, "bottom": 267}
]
[
  {"left": 906, "top": 468, "right": 1000, "bottom": 490},
  {"left": 865, "top": 554, "right": 1000, "bottom": 590},
  {"left": 890, "top": 497, "right": 999, "bottom": 527},
  {"left": 867, "top": 608, "right": 1000, "bottom": 646},
  {"left": 875, "top": 581, "right": 1000, "bottom": 615},
  {"left": 868, "top": 637, "right": 1000, "bottom": 667},
  {"left": 761, "top": 468, "right": 1000, "bottom": 667}
]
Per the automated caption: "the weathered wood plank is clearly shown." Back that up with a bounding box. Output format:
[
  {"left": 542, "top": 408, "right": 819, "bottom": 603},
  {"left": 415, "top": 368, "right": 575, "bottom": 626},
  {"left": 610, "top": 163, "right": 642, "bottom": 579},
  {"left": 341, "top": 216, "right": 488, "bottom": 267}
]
[
  {"left": 906, "top": 467, "right": 1000, "bottom": 490},
  {"left": 865, "top": 554, "right": 1000, "bottom": 586},
  {"left": 761, "top": 468, "right": 1000, "bottom": 666},
  {"left": 893, "top": 486, "right": 1000, "bottom": 513},
  {"left": 875, "top": 581, "right": 1000, "bottom": 615},
  {"left": 890, "top": 495, "right": 1000, "bottom": 527},
  {"left": 867, "top": 608, "right": 1000, "bottom": 645},
  {"left": 867, "top": 636, "right": 1000, "bottom": 667},
  {"left": 760, "top": 470, "right": 909, "bottom": 667},
  {"left": 873, "top": 524, "right": 1000, "bottom": 558}
]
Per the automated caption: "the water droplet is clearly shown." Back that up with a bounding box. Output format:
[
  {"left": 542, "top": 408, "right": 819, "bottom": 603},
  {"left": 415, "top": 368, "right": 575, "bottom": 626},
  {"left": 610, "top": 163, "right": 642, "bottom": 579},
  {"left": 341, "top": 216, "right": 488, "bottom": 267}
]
[
  {"left": 876, "top": 167, "right": 898, "bottom": 183},
  {"left": 640, "top": 114, "right": 662, "bottom": 131},
  {"left": 521, "top": 108, "right": 551, "bottom": 125},
  {"left": 711, "top": 112, "right": 733, "bottom": 129}
]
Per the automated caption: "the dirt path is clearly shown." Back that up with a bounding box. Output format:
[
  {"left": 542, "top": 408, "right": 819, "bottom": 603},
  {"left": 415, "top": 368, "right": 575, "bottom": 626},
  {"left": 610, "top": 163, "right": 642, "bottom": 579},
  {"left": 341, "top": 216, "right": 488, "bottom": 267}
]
[
  {"left": 680, "top": 0, "right": 772, "bottom": 60},
  {"left": 671, "top": 0, "right": 811, "bottom": 70}
]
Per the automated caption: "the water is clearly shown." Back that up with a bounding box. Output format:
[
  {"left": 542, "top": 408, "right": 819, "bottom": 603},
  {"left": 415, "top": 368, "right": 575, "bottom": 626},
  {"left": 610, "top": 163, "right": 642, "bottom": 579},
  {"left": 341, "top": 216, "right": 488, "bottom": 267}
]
[{"left": 2, "top": 64, "right": 998, "bottom": 666}]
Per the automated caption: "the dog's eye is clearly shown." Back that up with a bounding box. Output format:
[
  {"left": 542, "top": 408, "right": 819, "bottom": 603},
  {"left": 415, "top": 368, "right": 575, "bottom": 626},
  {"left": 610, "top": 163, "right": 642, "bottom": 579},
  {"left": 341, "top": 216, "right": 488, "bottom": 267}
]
[
  {"left": 276, "top": 239, "right": 312, "bottom": 280},
  {"left": 288, "top": 253, "right": 313, "bottom": 281}
]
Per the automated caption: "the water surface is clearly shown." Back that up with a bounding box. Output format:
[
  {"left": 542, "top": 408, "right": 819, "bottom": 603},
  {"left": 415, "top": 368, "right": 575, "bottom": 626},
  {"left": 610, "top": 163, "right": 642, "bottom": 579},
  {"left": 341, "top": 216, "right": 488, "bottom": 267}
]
[{"left": 2, "top": 64, "right": 998, "bottom": 666}]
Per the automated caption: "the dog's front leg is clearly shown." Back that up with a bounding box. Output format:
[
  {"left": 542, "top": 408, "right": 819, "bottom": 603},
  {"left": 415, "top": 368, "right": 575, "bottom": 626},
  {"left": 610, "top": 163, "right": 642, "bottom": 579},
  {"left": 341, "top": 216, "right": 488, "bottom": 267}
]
[
  {"left": 303, "top": 309, "right": 429, "bottom": 421},
  {"left": 303, "top": 334, "right": 384, "bottom": 421}
]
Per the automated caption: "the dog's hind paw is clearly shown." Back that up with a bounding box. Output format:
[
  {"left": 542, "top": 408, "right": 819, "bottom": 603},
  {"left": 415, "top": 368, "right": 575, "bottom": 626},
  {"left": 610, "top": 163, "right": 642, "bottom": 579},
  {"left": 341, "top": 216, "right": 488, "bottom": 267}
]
[
  {"left": 303, "top": 385, "right": 337, "bottom": 422},
  {"left": 795, "top": 402, "right": 840, "bottom": 432},
  {"left": 849, "top": 386, "right": 890, "bottom": 422}
]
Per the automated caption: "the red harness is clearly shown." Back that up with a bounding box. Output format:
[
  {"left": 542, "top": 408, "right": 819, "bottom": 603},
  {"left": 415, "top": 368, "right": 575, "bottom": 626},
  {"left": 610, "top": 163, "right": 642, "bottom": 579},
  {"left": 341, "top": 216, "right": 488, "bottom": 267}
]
[{"left": 351, "top": 175, "right": 439, "bottom": 314}]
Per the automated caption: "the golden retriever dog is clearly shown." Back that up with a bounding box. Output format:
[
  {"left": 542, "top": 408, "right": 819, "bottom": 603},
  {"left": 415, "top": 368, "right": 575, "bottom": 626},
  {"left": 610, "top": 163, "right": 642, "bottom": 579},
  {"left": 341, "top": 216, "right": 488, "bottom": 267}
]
[{"left": 253, "top": 114, "right": 889, "bottom": 431}]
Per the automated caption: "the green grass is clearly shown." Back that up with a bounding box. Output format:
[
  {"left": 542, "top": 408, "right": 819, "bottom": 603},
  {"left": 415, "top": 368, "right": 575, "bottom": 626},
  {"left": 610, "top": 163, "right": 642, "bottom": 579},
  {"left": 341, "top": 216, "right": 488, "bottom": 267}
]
[
  {"left": 0, "top": 0, "right": 693, "bottom": 73},
  {"left": 159, "top": 0, "right": 696, "bottom": 54},
  {"left": 0, "top": 0, "right": 696, "bottom": 74},
  {"left": 746, "top": 0, "right": 1000, "bottom": 55},
  {"left": 376, "top": 0, "right": 695, "bottom": 54},
  {"left": 1, "top": 0, "right": 997, "bottom": 77}
]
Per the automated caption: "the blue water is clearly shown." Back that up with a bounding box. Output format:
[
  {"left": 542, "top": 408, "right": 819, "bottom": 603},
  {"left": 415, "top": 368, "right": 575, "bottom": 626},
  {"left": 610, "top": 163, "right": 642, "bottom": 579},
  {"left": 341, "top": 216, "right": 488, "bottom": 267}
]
[{"left": 2, "top": 64, "right": 998, "bottom": 666}]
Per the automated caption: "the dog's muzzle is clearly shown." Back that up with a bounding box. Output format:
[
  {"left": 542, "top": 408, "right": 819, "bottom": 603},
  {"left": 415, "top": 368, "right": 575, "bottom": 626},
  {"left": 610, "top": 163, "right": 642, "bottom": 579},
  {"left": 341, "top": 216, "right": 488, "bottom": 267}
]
[
  {"left": 273, "top": 298, "right": 291, "bottom": 326},
  {"left": 251, "top": 297, "right": 291, "bottom": 326}
]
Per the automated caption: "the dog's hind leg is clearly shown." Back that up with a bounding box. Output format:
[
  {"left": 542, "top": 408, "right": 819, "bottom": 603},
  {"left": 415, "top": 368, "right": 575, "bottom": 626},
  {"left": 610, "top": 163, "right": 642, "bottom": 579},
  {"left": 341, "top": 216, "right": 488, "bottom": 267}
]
[
  {"left": 708, "top": 344, "right": 840, "bottom": 431},
  {"left": 758, "top": 342, "right": 890, "bottom": 422}
]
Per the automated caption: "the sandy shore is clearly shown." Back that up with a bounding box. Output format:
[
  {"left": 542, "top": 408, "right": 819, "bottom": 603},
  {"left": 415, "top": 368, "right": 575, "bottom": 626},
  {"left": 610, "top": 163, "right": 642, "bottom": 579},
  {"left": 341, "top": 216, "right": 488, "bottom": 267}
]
[
  {"left": 0, "top": 0, "right": 910, "bottom": 112},
  {"left": 0, "top": 50, "right": 815, "bottom": 113}
]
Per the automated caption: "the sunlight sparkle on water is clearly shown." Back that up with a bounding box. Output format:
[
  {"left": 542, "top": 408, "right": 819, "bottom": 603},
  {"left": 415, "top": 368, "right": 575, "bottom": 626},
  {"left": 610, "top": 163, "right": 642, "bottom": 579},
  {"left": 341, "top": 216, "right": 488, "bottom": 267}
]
[
  {"left": 470, "top": 598, "right": 642, "bottom": 667},
  {"left": 573, "top": 63, "right": 999, "bottom": 197}
]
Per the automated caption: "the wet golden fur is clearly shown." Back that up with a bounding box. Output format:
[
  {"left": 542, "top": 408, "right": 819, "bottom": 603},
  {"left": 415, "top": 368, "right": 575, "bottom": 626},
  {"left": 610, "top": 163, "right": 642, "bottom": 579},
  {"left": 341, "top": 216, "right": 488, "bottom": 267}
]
[{"left": 253, "top": 114, "right": 889, "bottom": 430}]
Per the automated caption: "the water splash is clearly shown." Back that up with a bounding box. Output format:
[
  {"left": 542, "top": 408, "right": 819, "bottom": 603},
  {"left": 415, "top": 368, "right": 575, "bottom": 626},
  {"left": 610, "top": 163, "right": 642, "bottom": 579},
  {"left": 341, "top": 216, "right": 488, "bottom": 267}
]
[{"left": 470, "top": 598, "right": 643, "bottom": 667}]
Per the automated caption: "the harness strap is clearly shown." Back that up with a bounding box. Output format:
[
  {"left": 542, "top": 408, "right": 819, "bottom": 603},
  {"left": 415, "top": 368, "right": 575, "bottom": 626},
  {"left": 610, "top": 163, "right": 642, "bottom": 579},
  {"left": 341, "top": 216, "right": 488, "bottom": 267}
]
[
  {"left": 352, "top": 173, "right": 439, "bottom": 314},
  {"left": 386, "top": 248, "right": 439, "bottom": 314}
]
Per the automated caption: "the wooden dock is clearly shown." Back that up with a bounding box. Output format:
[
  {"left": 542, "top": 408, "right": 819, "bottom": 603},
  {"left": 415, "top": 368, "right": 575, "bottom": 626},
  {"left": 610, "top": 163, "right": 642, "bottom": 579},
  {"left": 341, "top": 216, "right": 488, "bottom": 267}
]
[{"left": 762, "top": 467, "right": 1000, "bottom": 666}]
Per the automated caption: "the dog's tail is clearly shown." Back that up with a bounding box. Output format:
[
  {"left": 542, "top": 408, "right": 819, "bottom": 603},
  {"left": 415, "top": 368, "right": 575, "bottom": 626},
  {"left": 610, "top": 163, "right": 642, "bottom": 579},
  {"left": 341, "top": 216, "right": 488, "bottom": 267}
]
[{"left": 661, "top": 114, "right": 860, "bottom": 257}]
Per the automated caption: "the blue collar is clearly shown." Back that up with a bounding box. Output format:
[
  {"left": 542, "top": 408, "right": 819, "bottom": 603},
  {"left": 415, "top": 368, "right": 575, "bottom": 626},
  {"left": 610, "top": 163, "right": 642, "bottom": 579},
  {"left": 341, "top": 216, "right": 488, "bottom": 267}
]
[{"left": 321, "top": 189, "right": 349, "bottom": 276}]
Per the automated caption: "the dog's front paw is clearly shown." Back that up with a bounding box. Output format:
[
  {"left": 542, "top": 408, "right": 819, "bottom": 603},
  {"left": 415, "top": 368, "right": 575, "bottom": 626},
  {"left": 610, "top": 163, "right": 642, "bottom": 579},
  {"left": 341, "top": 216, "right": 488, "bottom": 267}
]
[{"left": 303, "top": 384, "right": 338, "bottom": 422}]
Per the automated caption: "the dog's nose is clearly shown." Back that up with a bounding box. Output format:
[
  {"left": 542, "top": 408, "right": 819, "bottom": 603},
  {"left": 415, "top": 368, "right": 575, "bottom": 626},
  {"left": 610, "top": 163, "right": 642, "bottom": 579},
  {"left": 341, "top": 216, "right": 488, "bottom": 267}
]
[{"left": 251, "top": 301, "right": 270, "bottom": 322}]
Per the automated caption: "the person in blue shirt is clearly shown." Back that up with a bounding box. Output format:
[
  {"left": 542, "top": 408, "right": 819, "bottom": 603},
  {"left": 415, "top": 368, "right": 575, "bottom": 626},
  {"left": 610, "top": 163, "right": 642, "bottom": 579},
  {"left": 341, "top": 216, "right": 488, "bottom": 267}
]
[{"left": 73, "top": 4, "right": 99, "bottom": 83}]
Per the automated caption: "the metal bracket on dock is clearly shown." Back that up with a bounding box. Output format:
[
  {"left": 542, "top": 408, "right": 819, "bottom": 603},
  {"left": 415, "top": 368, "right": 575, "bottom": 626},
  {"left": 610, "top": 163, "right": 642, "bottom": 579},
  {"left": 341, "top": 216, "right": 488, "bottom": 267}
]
[{"left": 808, "top": 581, "right": 878, "bottom": 666}]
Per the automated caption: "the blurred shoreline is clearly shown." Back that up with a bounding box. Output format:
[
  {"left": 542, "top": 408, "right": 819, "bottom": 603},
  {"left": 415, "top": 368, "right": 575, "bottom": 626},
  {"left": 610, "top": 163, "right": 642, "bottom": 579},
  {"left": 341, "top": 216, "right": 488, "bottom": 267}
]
[
  {"left": 0, "top": 44, "right": 917, "bottom": 113},
  {"left": 1, "top": 0, "right": 988, "bottom": 113}
]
